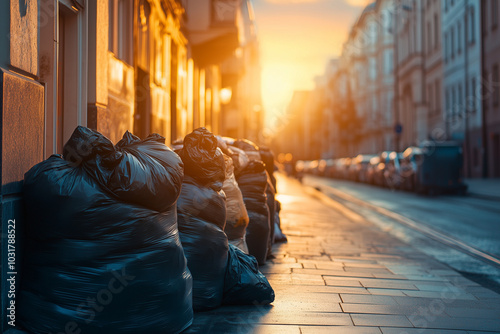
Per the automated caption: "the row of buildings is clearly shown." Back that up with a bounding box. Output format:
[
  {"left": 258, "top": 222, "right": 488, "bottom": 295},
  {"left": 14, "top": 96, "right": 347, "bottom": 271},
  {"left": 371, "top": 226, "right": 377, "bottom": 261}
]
[
  {"left": 274, "top": 0, "right": 500, "bottom": 179},
  {"left": 0, "top": 0, "right": 262, "bottom": 329}
]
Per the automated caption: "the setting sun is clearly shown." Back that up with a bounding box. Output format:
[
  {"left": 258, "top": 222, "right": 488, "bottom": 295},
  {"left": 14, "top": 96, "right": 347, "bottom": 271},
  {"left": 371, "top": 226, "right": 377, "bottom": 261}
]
[{"left": 252, "top": 0, "right": 365, "bottom": 133}]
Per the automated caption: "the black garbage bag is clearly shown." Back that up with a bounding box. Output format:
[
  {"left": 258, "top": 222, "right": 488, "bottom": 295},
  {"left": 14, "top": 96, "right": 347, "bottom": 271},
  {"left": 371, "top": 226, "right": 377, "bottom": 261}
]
[
  {"left": 19, "top": 126, "right": 193, "bottom": 334},
  {"left": 259, "top": 147, "right": 277, "bottom": 191},
  {"left": 177, "top": 127, "right": 229, "bottom": 311},
  {"left": 265, "top": 173, "right": 276, "bottom": 258},
  {"left": 227, "top": 145, "right": 250, "bottom": 175},
  {"left": 274, "top": 200, "right": 288, "bottom": 243},
  {"left": 178, "top": 127, "right": 225, "bottom": 188},
  {"left": 223, "top": 244, "right": 275, "bottom": 305},
  {"left": 232, "top": 138, "right": 259, "bottom": 152},
  {"left": 222, "top": 154, "right": 249, "bottom": 254},
  {"left": 236, "top": 160, "right": 270, "bottom": 265}
]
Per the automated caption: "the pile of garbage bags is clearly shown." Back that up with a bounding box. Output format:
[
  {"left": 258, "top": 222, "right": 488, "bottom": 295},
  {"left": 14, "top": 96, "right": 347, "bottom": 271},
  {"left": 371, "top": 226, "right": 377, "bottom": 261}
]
[
  {"left": 18, "top": 126, "right": 282, "bottom": 333},
  {"left": 20, "top": 127, "right": 192, "bottom": 334}
]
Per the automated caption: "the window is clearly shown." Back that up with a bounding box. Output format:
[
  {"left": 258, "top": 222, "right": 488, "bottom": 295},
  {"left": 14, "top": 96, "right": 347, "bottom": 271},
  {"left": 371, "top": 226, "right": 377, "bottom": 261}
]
[
  {"left": 469, "top": 6, "right": 475, "bottom": 45},
  {"left": 470, "top": 77, "right": 477, "bottom": 112},
  {"left": 384, "top": 49, "right": 393, "bottom": 74},
  {"left": 493, "top": 0, "right": 499, "bottom": 30},
  {"left": 457, "top": 21, "right": 461, "bottom": 54},
  {"left": 451, "top": 86, "right": 456, "bottom": 117},
  {"left": 428, "top": 86, "right": 434, "bottom": 112},
  {"left": 458, "top": 84, "right": 463, "bottom": 115},
  {"left": 434, "top": 14, "right": 439, "bottom": 49},
  {"left": 109, "top": 0, "right": 133, "bottom": 64},
  {"left": 435, "top": 79, "right": 441, "bottom": 115},
  {"left": 444, "top": 32, "right": 448, "bottom": 62},
  {"left": 427, "top": 21, "right": 431, "bottom": 54},
  {"left": 445, "top": 88, "right": 450, "bottom": 114},
  {"left": 493, "top": 63, "right": 499, "bottom": 107},
  {"left": 451, "top": 27, "right": 455, "bottom": 59},
  {"left": 369, "top": 57, "right": 377, "bottom": 81}
]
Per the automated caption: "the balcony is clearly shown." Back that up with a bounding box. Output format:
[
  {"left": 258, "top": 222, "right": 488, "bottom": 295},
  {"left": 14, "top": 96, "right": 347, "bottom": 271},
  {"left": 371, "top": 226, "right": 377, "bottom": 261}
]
[{"left": 184, "top": 0, "right": 241, "bottom": 67}]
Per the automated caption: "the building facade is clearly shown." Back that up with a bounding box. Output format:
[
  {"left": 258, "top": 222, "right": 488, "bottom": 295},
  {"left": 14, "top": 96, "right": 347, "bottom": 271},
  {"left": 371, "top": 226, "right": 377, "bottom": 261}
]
[
  {"left": 0, "top": 1, "right": 261, "bottom": 330},
  {"left": 424, "top": 0, "right": 445, "bottom": 141},
  {"left": 312, "top": 0, "right": 498, "bottom": 178},
  {"left": 482, "top": 0, "right": 500, "bottom": 177},
  {"left": 375, "top": 0, "right": 396, "bottom": 151},
  {"left": 442, "top": 0, "right": 483, "bottom": 177}
]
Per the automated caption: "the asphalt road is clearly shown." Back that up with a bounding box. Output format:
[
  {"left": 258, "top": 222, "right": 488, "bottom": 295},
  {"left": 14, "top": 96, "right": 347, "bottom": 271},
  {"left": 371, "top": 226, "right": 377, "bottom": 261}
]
[{"left": 302, "top": 175, "right": 500, "bottom": 288}]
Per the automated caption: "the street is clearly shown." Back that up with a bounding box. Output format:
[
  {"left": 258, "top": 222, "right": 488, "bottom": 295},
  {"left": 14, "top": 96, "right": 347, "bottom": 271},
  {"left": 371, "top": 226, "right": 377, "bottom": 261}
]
[
  {"left": 180, "top": 173, "right": 500, "bottom": 333},
  {"left": 303, "top": 175, "right": 500, "bottom": 288}
]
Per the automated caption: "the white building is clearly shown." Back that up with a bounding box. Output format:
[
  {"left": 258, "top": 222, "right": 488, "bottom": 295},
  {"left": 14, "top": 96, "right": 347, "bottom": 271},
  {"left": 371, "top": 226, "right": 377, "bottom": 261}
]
[
  {"left": 375, "top": 0, "right": 396, "bottom": 151},
  {"left": 394, "top": 0, "right": 426, "bottom": 150},
  {"left": 442, "top": 0, "right": 483, "bottom": 177}
]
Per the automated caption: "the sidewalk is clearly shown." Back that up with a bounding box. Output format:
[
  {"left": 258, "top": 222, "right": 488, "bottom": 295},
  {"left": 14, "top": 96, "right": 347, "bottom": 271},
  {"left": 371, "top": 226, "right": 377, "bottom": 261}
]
[
  {"left": 185, "top": 173, "right": 500, "bottom": 333},
  {"left": 465, "top": 178, "right": 500, "bottom": 201}
]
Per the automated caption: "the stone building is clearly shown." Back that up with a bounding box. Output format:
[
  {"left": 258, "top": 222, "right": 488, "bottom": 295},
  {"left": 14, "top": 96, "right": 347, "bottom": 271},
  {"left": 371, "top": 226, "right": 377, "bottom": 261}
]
[
  {"left": 442, "top": 0, "right": 483, "bottom": 177},
  {"left": 481, "top": 0, "right": 500, "bottom": 177},
  {"left": 424, "top": 0, "right": 445, "bottom": 140},
  {"left": 394, "top": 0, "right": 426, "bottom": 151},
  {"left": 0, "top": 1, "right": 260, "bottom": 329}
]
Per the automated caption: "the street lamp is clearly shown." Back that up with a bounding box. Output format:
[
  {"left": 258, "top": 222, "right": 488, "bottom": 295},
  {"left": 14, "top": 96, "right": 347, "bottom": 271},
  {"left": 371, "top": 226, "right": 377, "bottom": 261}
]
[{"left": 220, "top": 87, "right": 232, "bottom": 105}]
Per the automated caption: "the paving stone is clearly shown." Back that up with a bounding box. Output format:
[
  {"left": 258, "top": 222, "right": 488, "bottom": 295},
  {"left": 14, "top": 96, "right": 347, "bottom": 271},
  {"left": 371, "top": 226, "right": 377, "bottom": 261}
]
[
  {"left": 252, "top": 325, "right": 302, "bottom": 334},
  {"left": 341, "top": 303, "right": 424, "bottom": 315},
  {"left": 470, "top": 292, "right": 500, "bottom": 300},
  {"left": 344, "top": 267, "right": 394, "bottom": 274},
  {"left": 367, "top": 288, "right": 408, "bottom": 296},
  {"left": 371, "top": 273, "right": 410, "bottom": 280},
  {"left": 271, "top": 299, "right": 342, "bottom": 313},
  {"left": 323, "top": 277, "right": 364, "bottom": 287},
  {"left": 342, "top": 262, "right": 387, "bottom": 268},
  {"left": 300, "top": 325, "right": 383, "bottom": 333},
  {"left": 381, "top": 328, "right": 468, "bottom": 334},
  {"left": 292, "top": 268, "right": 354, "bottom": 276},
  {"left": 402, "top": 290, "right": 477, "bottom": 300},
  {"left": 303, "top": 262, "right": 345, "bottom": 270},
  {"left": 401, "top": 274, "right": 447, "bottom": 282},
  {"left": 414, "top": 283, "right": 463, "bottom": 292},
  {"left": 259, "top": 312, "right": 353, "bottom": 326},
  {"left": 351, "top": 314, "right": 414, "bottom": 327},
  {"left": 359, "top": 279, "right": 419, "bottom": 290},
  {"left": 340, "top": 294, "right": 398, "bottom": 305},
  {"left": 409, "top": 316, "right": 500, "bottom": 331},
  {"left": 444, "top": 307, "right": 500, "bottom": 319},
  {"left": 302, "top": 262, "right": 317, "bottom": 269}
]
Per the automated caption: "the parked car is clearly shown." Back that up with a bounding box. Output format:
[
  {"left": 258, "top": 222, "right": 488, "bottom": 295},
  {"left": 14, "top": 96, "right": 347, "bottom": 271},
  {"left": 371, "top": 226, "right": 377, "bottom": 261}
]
[
  {"left": 383, "top": 151, "right": 404, "bottom": 189},
  {"left": 352, "top": 154, "right": 377, "bottom": 183},
  {"left": 365, "top": 156, "right": 381, "bottom": 185},
  {"left": 372, "top": 151, "right": 392, "bottom": 186},
  {"left": 324, "top": 159, "right": 336, "bottom": 177},
  {"left": 318, "top": 159, "right": 328, "bottom": 176},
  {"left": 401, "top": 146, "right": 423, "bottom": 191},
  {"left": 413, "top": 141, "right": 468, "bottom": 195}
]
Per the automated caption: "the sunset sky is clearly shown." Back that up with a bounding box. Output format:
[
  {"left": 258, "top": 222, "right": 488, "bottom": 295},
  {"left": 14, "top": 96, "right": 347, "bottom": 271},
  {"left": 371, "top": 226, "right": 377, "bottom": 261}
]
[{"left": 252, "top": 0, "right": 372, "bottom": 131}]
